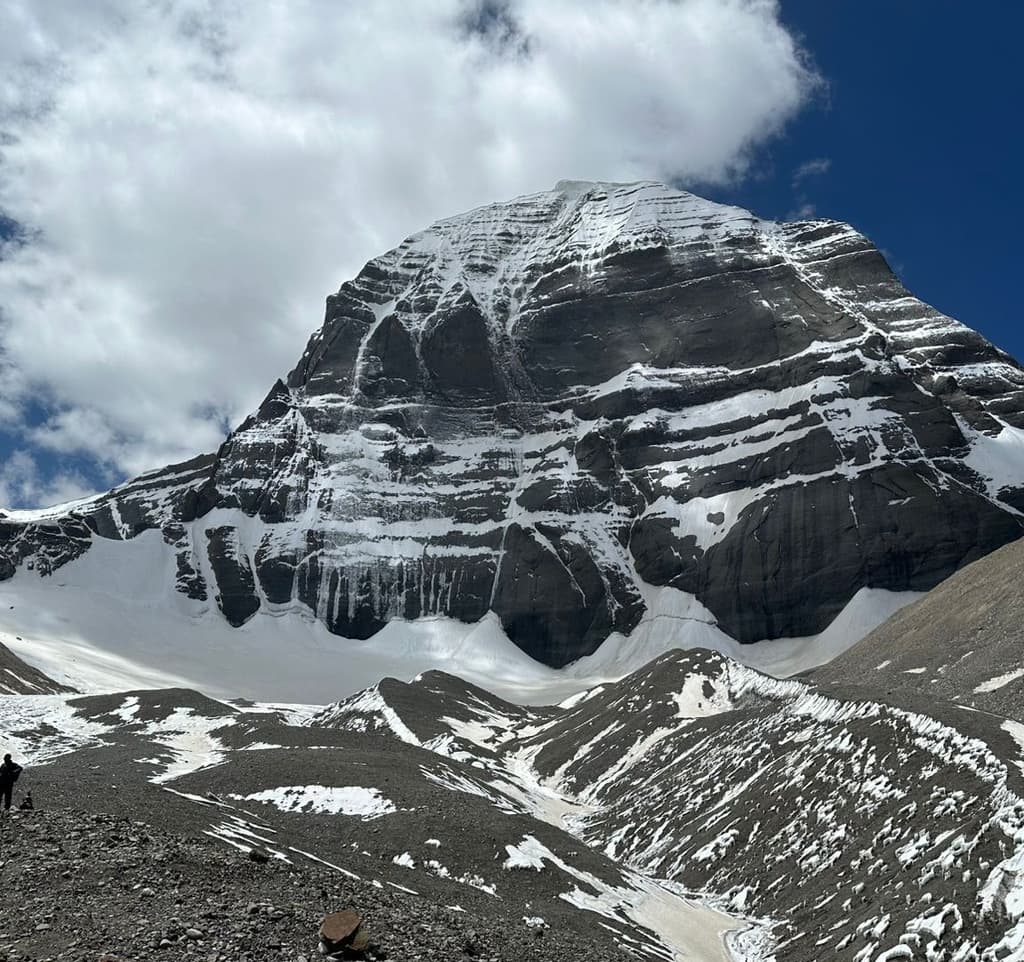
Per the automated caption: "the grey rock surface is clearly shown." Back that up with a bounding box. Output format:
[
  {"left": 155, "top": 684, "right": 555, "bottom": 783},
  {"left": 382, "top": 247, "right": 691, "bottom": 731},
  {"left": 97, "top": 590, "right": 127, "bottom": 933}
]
[
  {"left": 813, "top": 534, "right": 1024, "bottom": 718},
  {"left": 0, "top": 809, "right": 622, "bottom": 962},
  {"left": 1, "top": 685, "right": 731, "bottom": 962}
]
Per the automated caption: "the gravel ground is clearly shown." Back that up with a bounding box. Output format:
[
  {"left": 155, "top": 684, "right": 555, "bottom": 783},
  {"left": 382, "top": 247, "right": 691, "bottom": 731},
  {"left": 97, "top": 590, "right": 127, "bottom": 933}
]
[{"left": 0, "top": 807, "right": 628, "bottom": 962}]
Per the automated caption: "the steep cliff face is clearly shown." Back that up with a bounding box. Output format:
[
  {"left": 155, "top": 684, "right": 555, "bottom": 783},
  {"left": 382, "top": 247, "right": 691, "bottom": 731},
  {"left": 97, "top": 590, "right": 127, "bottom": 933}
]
[{"left": 3, "top": 181, "right": 1024, "bottom": 667}]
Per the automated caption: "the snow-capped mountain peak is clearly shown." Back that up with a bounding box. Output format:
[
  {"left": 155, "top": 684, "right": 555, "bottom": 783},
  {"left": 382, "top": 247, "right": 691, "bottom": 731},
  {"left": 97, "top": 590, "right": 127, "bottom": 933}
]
[{"left": 2, "top": 181, "right": 1024, "bottom": 700}]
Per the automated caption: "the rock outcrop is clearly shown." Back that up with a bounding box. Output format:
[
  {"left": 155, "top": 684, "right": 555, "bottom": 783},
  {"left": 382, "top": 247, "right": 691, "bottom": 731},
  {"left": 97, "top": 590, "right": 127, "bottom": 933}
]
[{"left": 2, "top": 181, "right": 1024, "bottom": 666}]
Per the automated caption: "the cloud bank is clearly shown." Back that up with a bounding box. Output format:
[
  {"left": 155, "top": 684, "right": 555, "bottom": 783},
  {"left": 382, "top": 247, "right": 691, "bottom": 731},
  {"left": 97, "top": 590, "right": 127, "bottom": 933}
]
[{"left": 0, "top": 0, "right": 818, "bottom": 505}]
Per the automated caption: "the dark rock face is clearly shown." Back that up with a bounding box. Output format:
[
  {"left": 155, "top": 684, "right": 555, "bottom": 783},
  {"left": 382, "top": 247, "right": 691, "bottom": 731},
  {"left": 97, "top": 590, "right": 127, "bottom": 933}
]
[
  {"left": 421, "top": 296, "right": 508, "bottom": 402},
  {"left": 205, "top": 526, "right": 260, "bottom": 627},
  {"left": 2, "top": 181, "right": 1024, "bottom": 664},
  {"left": 491, "top": 523, "right": 640, "bottom": 667}
]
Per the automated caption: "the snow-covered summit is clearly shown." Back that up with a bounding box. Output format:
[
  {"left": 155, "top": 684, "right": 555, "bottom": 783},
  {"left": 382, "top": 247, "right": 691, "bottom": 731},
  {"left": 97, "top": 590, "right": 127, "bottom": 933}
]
[{"left": 299, "top": 180, "right": 764, "bottom": 353}]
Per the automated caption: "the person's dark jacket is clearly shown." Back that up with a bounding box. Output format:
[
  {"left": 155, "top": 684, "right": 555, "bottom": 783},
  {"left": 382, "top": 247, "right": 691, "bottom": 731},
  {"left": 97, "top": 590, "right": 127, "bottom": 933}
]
[{"left": 0, "top": 760, "right": 22, "bottom": 787}]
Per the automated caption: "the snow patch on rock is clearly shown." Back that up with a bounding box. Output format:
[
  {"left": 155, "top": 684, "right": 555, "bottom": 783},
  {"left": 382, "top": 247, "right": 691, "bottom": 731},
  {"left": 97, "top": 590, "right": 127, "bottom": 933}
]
[{"left": 230, "top": 785, "right": 396, "bottom": 819}]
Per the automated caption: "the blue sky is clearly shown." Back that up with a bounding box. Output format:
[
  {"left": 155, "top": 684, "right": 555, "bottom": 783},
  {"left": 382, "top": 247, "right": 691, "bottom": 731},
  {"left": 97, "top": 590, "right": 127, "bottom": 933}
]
[
  {"left": 716, "top": 0, "right": 1022, "bottom": 363},
  {"left": 0, "top": 1, "right": 1019, "bottom": 508}
]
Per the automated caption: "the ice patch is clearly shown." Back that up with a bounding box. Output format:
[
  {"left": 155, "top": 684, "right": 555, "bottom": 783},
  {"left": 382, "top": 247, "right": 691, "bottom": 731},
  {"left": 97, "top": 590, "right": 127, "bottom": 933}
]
[
  {"left": 499, "top": 834, "right": 743, "bottom": 961},
  {"left": 671, "top": 673, "right": 732, "bottom": 718},
  {"left": 964, "top": 423, "right": 1024, "bottom": 499},
  {"left": 568, "top": 584, "right": 920, "bottom": 685},
  {"left": 975, "top": 668, "right": 1024, "bottom": 694},
  {"left": 0, "top": 694, "right": 109, "bottom": 763},
  {"left": 136, "top": 707, "right": 230, "bottom": 783},
  {"left": 503, "top": 836, "right": 548, "bottom": 871},
  {"left": 557, "top": 685, "right": 605, "bottom": 710}
]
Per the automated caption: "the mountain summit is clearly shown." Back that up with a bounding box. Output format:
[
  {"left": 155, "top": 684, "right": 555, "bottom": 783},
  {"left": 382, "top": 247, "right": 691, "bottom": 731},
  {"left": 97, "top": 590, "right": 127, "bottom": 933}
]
[{"left": 3, "top": 180, "right": 1023, "bottom": 681}]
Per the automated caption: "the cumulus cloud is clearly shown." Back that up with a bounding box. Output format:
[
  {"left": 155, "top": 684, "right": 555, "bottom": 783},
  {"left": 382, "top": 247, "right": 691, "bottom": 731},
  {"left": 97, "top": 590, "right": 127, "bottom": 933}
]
[{"left": 0, "top": 0, "right": 819, "bottom": 504}]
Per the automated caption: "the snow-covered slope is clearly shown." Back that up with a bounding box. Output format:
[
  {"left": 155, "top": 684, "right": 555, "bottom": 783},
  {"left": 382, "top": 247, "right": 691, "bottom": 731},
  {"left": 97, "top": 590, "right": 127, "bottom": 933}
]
[
  {"left": 313, "top": 650, "right": 1024, "bottom": 961},
  {"left": 2, "top": 180, "right": 1023, "bottom": 688},
  {"left": 0, "top": 525, "right": 913, "bottom": 704},
  {"left": 0, "top": 640, "right": 73, "bottom": 694}
]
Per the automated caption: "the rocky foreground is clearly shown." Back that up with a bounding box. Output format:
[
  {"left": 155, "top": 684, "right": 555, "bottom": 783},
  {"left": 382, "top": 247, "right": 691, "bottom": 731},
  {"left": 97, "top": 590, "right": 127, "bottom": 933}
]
[{"left": 0, "top": 808, "right": 618, "bottom": 962}]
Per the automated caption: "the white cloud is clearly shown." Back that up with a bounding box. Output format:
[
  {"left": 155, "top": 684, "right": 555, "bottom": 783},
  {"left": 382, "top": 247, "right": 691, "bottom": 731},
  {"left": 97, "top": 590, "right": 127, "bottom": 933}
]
[
  {"left": 788, "top": 156, "right": 831, "bottom": 218},
  {"left": 0, "top": 0, "right": 819, "bottom": 504},
  {"left": 792, "top": 156, "right": 831, "bottom": 185},
  {"left": 787, "top": 202, "right": 819, "bottom": 220}
]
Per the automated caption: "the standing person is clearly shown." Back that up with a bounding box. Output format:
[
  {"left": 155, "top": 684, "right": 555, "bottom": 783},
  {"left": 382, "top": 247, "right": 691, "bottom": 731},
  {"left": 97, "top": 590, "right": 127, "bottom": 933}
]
[{"left": 0, "top": 753, "right": 22, "bottom": 811}]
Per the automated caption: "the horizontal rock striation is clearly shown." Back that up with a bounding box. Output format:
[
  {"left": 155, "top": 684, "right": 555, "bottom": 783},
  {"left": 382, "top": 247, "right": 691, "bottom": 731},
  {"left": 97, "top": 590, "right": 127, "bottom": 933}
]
[{"left": 3, "top": 181, "right": 1024, "bottom": 665}]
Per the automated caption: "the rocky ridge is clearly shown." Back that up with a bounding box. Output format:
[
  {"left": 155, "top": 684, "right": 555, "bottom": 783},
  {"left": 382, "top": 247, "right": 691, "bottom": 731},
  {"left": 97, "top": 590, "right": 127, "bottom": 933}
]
[
  {"left": 815, "top": 534, "right": 1024, "bottom": 717},
  {"left": 1, "top": 683, "right": 747, "bottom": 962},
  {"left": 2, "top": 180, "right": 1024, "bottom": 671},
  {"left": 317, "top": 651, "right": 1024, "bottom": 961},
  {"left": 0, "top": 643, "right": 73, "bottom": 695}
]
